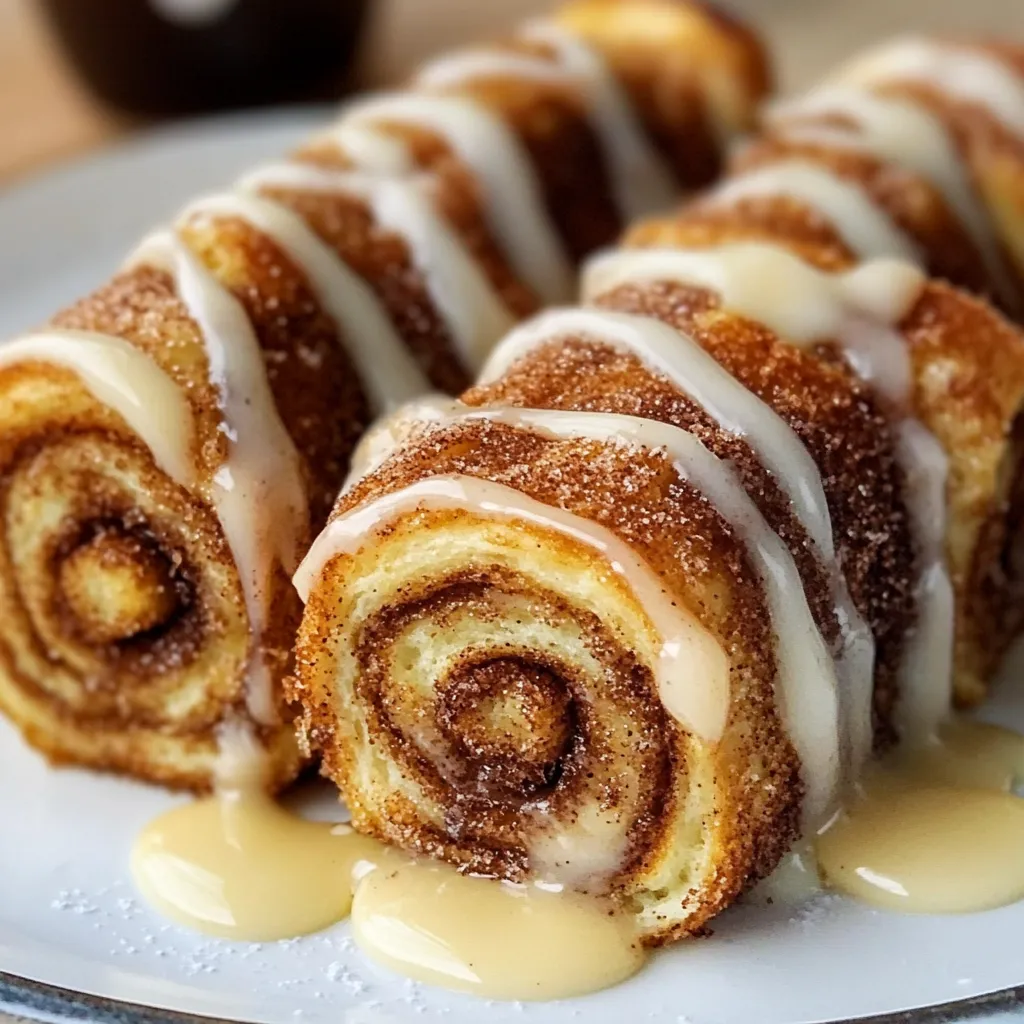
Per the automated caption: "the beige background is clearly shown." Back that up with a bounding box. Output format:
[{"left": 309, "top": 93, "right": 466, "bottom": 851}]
[{"left": 1, "top": 0, "right": 1023, "bottom": 183}]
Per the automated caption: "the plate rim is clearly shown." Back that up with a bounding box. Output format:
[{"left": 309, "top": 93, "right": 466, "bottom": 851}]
[{"left": 0, "top": 969, "right": 1022, "bottom": 1024}]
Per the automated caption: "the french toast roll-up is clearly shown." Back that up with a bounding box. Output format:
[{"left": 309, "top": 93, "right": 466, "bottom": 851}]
[
  {"left": 289, "top": 254, "right": 911, "bottom": 939},
  {"left": 0, "top": 0, "right": 768, "bottom": 790},
  {"left": 0, "top": 152, "right": 504, "bottom": 791},
  {"left": 293, "top": 237, "right": 1024, "bottom": 941},
  {"left": 647, "top": 35, "right": 1024, "bottom": 315}
]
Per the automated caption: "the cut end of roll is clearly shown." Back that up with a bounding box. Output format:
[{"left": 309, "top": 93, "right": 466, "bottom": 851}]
[{"left": 294, "top": 440, "right": 797, "bottom": 943}]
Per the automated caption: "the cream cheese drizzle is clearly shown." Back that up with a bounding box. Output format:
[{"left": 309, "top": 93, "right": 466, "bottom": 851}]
[
  {"left": 415, "top": 19, "right": 677, "bottom": 221},
  {"left": 294, "top": 473, "right": 732, "bottom": 743},
  {"left": 519, "top": 21, "right": 677, "bottom": 219},
  {"left": 481, "top": 305, "right": 837, "bottom": 558},
  {"left": 344, "top": 92, "right": 574, "bottom": 303},
  {"left": 767, "top": 88, "right": 1016, "bottom": 307},
  {"left": 314, "top": 122, "right": 417, "bottom": 174},
  {"left": 834, "top": 38, "right": 1024, "bottom": 139},
  {"left": 710, "top": 159, "right": 922, "bottom": 263},
  {"left": 184, "top": 190, "right": 431, "bottom": 413},
  {"left": 238, "top": 162, "right": 516, "bottom": 373},
  {"left": 0, "top": 329, "right": 196, "bottom": 488},
  {"left": 127, "top": 230, "right": 308, "bottom": 725},
  {"left": 583, "top": 243, "right": 951, "bottom": 744}
]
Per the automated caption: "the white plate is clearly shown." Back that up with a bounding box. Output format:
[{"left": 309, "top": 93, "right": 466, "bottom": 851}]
[{"left": 1, "top": 109, "right": 1023, "bottom": 1024}]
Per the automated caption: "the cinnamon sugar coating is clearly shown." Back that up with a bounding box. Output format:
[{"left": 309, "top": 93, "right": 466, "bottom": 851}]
[{"left": 589, "top": 281, "right": 916, "bottom": 738}]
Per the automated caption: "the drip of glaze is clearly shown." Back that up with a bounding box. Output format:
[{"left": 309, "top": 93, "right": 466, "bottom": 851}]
[
  {"left": 183, "top": 190, "right": 431, "bottom": 414},
  {"left": 127, "top": 230, "right": 309, "bottom": 726},
  {"left": 238, "top": 162, "right": 516, "bottom": 373},
  {"left": 131, "top": 731, "right": 645, "bottom": 1000},
  {"left": 766, "top": 87, "right": 1016, "bottom": 307},
  {"left": 314, "top": 122, "right": 417, "bottom": 175},
  {"left": 584, "top": 244, "right": 951, "bottom": 746},
  {"left": 344, "top": 92, "right": 575, "bottom": 304},
  {"left": 130, "top": 721, "right": 378, "bottom": 940},
  {"left": 816, "top": 718, "right": 1024, "bottom": 913},
  {"left": 709, "top": 159, "right": 922, "bottom": 263},
  {"left": 415, "top": 20, "right": 677, "bottom": 221},
  {"left": 351, "top": 861, "right": 644, "bottom": 1001},
  {"left": 293, "top": 473, "right": 732, "bottom": 742},
  {"left": 132, "top": 794, "right": 377, "bottom": 941},
  {"left": 372, "top": 403, "right": 843, "bottom": 826},
  {"left": 0, "top": 329, "right": 197, "bottom": 487},
  {"left": 833, "top": 38, "right": 1024, "bottom": 139}
]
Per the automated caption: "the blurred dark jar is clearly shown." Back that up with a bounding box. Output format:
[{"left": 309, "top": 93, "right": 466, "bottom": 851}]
[{"left": 39, "top": 0, "right": 371, "bottom": 116}]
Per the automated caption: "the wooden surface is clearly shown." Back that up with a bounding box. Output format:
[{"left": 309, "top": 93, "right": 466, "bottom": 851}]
[{"left": 1, "top": 0, "right": 1023, "bottom": 185}]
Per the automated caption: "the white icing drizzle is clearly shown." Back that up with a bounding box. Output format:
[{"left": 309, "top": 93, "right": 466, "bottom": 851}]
[
  {"left": 583, "top": 245, "right": 923, "bottom": 352},
  {"left": 0, "top": 329, "right": 196, "bottom": 487},
  {"left": 416, "top": 20, "right": 677, "bottom": 222},
  {"left": 583, "top": 243, "right": 952, "bottom": 744},
  {"left": 767, "top": 87, "right": 1017, "bottom": 307},
  {"left": 481, "top": 306, "right": 837, "bottom": 561},
  {"left": 894, "top": 421, "right": 954, "bottom": 743},
  {"left": 183, "top": 190, "right": 431, "bottom": 414},
  {"left": 313, "top": 122, "right": 417, "bottom": 175},
  {"left": 368, "top": 403, "right": 844, "bottom": 825},
  {"left": 834, "top": 38, "right": 1024, "bottom": 139},
  {"left": 238, "top": 162, "right": 516, "bottom": 373},
  {"left": 294, "top": 473, "right": 733, "bottom": 743},
  {"left": 127, "top": 230, "right": 308, "bottom": 726},
  {"left": 521, "top": 21, "right": 677, "bottom": 220},
  {"left": 344, "top": 93, "right": 574, "bottom": 304},
  {"left": 709, "top": 159, "right": 922, "bottom": 264},
  {"left": 483, "top": 304, "right": 874, "bottom": 782}
]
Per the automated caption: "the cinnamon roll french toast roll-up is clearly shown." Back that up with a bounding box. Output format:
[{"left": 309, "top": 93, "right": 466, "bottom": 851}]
[
  {"left": 638, "top": 35, "right": 1024, "bottom": 314},
  {"left": 0, "top": 0, "right": 768, "bottom": 790},
  {"left": 293, "top": 242, "right": 1024, "bottom": 939}
]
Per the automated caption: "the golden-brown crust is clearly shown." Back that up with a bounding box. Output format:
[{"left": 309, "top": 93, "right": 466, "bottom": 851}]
[{"left": 900, "top": 281, "right": 1024, "bottom": 703}]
